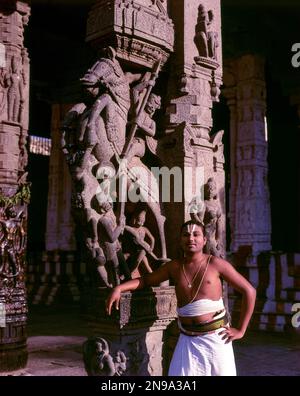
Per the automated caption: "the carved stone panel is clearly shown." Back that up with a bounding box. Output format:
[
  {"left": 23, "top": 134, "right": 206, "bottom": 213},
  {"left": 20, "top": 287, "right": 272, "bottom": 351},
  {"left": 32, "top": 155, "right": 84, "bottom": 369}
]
[
  {"left": 84, "top": 287, "right": 177, "bottom": 376},
  {"left": 86, "top": 0, "right": 174, "bottom": 68}
]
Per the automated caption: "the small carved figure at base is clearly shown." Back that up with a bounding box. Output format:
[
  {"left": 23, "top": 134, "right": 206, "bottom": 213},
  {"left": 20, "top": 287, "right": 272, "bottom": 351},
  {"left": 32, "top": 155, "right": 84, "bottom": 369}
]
[{"left": 83, "top": 337, "right": 127, "bottom": 377}]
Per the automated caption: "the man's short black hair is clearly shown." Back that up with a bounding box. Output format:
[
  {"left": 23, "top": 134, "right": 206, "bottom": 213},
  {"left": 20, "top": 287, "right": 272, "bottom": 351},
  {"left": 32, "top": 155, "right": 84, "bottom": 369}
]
[{"left": 180, "top": 220, "right": 205, "bottom": 234}]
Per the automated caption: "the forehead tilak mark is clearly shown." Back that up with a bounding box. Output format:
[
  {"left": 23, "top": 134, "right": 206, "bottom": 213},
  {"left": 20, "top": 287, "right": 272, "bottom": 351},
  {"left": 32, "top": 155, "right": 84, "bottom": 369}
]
[{"left": 185, "top": 224, "right": 197, "bottom": 233}]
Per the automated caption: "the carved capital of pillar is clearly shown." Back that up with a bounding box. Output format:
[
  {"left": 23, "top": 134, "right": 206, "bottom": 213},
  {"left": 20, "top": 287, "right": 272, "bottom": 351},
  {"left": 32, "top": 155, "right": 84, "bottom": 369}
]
[{"left": 86, "top": 0, "right": 174, "bottom": 68}]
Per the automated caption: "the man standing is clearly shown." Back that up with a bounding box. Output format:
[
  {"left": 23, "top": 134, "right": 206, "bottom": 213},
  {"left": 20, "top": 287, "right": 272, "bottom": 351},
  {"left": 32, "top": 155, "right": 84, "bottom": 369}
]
[{"left": 106, "top": 220, "right": 256, "bottom": 376}]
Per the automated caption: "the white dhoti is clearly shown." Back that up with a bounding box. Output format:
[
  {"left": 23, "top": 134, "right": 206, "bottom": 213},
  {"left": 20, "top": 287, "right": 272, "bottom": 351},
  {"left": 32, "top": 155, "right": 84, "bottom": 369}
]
[{"left": 168, "top": 329, "right": 237, "bottom": 376}]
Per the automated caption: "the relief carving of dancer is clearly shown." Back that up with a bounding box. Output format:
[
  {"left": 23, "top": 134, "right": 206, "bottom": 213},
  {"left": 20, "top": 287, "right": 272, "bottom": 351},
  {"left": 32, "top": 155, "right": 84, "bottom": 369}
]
[{"left": 123, "top": 209, "right": 167, "bottom": 278}]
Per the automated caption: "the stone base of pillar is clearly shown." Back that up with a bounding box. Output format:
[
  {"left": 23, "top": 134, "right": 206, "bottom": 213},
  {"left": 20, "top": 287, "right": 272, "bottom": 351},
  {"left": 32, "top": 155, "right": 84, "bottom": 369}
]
[
  {"left": 82, "top": 287, "right": 177, "bottom": 376},
  {"left": 0, "top": 289, "right": 28, "bottom": 372},
  {"left": 229, "top": 251, "right": 300, "bottom": 333}
]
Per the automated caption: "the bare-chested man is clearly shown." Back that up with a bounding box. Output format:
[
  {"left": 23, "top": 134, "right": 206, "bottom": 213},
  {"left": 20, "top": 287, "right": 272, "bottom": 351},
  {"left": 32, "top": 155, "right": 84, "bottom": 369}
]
[{"left": 106, "top": 220, "right": 256, "bottom": 376}]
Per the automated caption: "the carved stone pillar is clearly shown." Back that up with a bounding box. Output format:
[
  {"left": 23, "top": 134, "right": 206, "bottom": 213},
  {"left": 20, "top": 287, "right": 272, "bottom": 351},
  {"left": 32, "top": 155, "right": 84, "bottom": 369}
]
[
  {"left": 78, "top": 0, "right": 177, "bottom": 376},
  {"left": 223, "top": 55, "right": 272, "bottom": 255},
  {"left": 45, "top": 104, "right": 76, "bottom": 252},
  {"left": 0, "top": 0, "right": 30, "bottom": 371},
  {"left": 161, "top": 0, "right": 224, "bottom": 260}
]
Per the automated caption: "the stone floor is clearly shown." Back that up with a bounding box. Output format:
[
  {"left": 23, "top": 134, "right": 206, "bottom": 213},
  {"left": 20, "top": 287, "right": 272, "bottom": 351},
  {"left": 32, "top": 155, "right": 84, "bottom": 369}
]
[{"left": 1, "top": 306, "right": 300, "bottom": 376}]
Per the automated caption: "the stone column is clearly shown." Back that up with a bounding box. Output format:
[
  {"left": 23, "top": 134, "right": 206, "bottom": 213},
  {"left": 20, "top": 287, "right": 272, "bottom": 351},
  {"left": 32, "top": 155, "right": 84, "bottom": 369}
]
[
  {"left": 45, "top": 104, "right": 76, "bottom": 252},
  {"left": 222, "top": 70, "right": 237, "bottom": 244},
  {"left": 0, "top": 0, "right": 30, "bottom": 371},
  {"left": 79, "top": 0, "right": 177, "bottom": 376},
  {"left": 161, "top": 0, "right": 224, "bottom": 260},
  {"left": 223, "top": 55, "right": 272, "bottom": 256}
]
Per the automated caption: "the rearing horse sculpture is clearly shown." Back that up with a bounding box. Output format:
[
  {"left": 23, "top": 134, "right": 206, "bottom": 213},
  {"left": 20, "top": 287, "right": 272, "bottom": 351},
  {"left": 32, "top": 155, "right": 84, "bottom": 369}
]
[{"left": 62, "top": 48, "right": 168, "bottom": 286}]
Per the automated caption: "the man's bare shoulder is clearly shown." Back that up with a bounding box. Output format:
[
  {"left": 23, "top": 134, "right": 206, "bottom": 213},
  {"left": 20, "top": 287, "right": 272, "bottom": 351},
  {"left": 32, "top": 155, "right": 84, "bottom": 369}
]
[
  {"left": 209, "top": 255, "right": 233, "bottom": 273},
  {"left": 165, "top": 259, "right": 181, "bottom": 274}
]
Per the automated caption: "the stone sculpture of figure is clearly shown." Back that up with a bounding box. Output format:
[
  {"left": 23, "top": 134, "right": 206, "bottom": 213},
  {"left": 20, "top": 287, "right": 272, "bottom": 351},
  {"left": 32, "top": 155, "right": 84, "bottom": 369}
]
[
  {"left": 125, "top": 70, "right": 160, "bottom": 157},
  {"left": 0, "top": 67, "right": 6, "bottom": 117},
  {"left": 126, "top": 85, "right": 161, "bottom": 164},
  {"left": 74, "top": 47, "right": 143, "bottom": 170},
  {"left": 83, "top": 337, "right": 127, "bottom": 377},
  {"left": 61, "top": 49, "right": 170, "bottom": 286},
  {"left": 93, "top": 338, "right": 115, "bottom": 376},
  {"left": 85, "top": 233, "right": 109, "bottom": 288},
  {"left": 123, "top": 209, "right": 161, "bottom": 277},
  {"left": 114, "top": 351, "right": 127, "bottom": 376},
  {"left": 62, "top": 46, "right": 147, "bottom": 166},
  {"left": 6, "top": 56, "right": 24, "bottom": 123},
  {"left": 61, "top": 107, "right": 114, "bottom": 281},
  {"left": 97, "top": 199, "right": 131, "bottom": 286},
  {"left": 96, "top": 161, "right": 117, "bottom": 205},
  {"left": 191, "top": 178, "right": 223, "bottom": 258},
  {"left": 118, "top": 72, "right": 169, "bottom": 263},
  {"left": 62, "top": 49, "right": 124, "bottom": 182},
  {"left": 60, "top": 47, "right": 143, "bottom": 289},
  {"left": 61, "top": 124, "right": 95, "bottom": 240},
  {"left": 0, "top": 206, "right": 26, "bottom": 281},
  {"left": 194, "top": 4, "right": 219, "bottom": 60}
]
